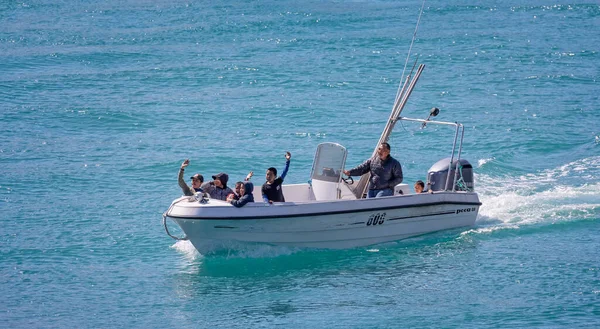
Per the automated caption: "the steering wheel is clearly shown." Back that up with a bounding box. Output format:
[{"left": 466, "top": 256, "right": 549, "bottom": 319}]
[{"left": 342, "top": 176, "right": 354, "bottom": 185}]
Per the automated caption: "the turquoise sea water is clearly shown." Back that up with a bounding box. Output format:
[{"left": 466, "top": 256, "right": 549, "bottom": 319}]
[{"left": 2, "top": 0, "right": 599, "bottom": 327}]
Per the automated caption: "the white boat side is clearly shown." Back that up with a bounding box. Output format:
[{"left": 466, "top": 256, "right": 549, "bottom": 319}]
[{"left": 165, "top": 184, "right": 481, "bottom": 253}]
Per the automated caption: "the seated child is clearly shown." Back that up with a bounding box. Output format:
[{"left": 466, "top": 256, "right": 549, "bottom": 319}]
[
  {"left": 414, "top": 180, "right": 425, "bottom": 194},
  {"left": 229, "top": 181, "right": 254, "bottom": 208}
]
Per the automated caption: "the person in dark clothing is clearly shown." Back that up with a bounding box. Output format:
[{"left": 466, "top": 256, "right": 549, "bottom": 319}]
[
  {"left": 229, "top": 181, "right": 255, "bottom": 208},
  {"left": 201, "top": 172, "right": 234, "bottom": 201},
  {"left": 230, "top": 181, "right": 244, "bottom": 201},
  {"left": 343, "top": 142, "right": 403, "bottom": 198},
  {"left": 178, "top": 159, "right": 204, "bottom": 196},
  {"left": 414, "top": 180, "right": 425, "bottom": 194},
  {"left": 231, "top": 171, "right": 254, "bottom": 201},
  {"left": 262, "top": 152, "right": 291, "bottom": 203}
]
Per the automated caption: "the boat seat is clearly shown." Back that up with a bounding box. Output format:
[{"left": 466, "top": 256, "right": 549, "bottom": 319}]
[{"left": 394, "top": 183, "right": 410, "bottom": 195}]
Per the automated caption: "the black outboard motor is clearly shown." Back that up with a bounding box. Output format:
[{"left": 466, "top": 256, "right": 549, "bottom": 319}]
[{"left": 427, "top": 157, "right": 474, "bottom": 192}]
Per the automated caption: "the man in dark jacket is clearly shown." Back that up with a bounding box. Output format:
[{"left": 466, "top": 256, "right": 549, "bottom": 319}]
[
  {"left": 343, "top": 142, "right": 403, "bottom": 198},
  {"left": 178, "top": 159, "right": 204, "bottom": 196},
  {"left": 201, "top": 172, "right": 234, "bottom": 201}
]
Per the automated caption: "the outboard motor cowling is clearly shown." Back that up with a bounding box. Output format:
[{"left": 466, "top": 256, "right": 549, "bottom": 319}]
[{"left": 427, "top": 157, "right": 474, "bottom": 192}]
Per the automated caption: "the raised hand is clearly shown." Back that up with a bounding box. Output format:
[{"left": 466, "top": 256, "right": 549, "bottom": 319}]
[
  {"left": 181, "top": 159, "right": 190, "bottom": 169},
  {"left": 285, "top": 151, "right": 291, "bottom": 161}
]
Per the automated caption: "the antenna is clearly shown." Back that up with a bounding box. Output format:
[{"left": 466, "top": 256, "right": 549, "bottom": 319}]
[{"left": 399, "top": 0, "right": 427, "bottom": 86}]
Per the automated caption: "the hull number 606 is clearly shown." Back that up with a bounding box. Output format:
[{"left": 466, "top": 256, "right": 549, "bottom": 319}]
[{"left": 366, "top": 212, "right": 386, "bottom": 226}]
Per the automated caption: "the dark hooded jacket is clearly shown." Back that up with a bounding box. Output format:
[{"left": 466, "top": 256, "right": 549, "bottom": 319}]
[
  {"left": 201, "top": 172, "right": 234, "bottom": 201},
  {"left": 230, "top": 181, "right": 254, "bottom": 208}
]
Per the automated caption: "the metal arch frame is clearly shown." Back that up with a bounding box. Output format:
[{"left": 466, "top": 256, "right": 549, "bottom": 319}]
[{"left": 397, "top": 117, "right": 465, "bottom": 192}]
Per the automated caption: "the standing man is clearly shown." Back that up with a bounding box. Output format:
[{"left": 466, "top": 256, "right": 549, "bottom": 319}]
[
  {"left": 178, "top": 159, "right": 204, "bottom": 196},
  {"left": 343, "top": 142, "right": 403, "bottom": 198}
]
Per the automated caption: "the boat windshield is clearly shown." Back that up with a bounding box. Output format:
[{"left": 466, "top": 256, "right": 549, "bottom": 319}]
[{"left": 310, "top": 143, "right": 347, "bottom": 183}]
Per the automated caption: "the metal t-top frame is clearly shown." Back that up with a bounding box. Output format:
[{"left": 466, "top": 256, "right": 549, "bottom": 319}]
[{"left": 397, "top": 117, "right": 466, "bottom": 192}]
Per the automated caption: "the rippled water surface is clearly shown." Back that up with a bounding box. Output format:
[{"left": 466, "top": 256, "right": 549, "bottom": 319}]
[{"left": 1, "top": 0, "right": 599, "bottom": 327}]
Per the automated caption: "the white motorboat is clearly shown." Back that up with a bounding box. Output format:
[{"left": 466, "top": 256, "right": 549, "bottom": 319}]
[{"left": 163, "top": 64, "right": 481, "bottom": 254}]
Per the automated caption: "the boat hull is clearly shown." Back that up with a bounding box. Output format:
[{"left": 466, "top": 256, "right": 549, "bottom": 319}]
[{"left": 166, "top": 192, "right": 481, "bottom": 254}]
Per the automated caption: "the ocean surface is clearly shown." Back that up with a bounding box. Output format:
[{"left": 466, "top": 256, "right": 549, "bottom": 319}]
[{"left": 1, "top": 0, "right": 599, "bottom": 327}]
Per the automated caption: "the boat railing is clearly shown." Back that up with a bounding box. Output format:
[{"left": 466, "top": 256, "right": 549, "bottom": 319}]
[{"left": 163, "top": 198, "right": 190, "bottom": 241}]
